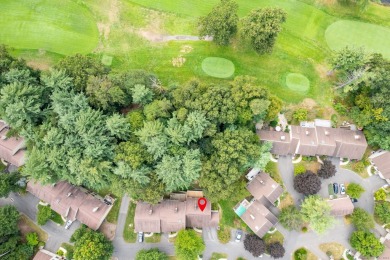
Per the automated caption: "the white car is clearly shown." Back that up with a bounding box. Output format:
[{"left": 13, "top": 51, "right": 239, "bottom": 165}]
[
  {"left": 65, "top": 220, "right": 73, "bottom": 229},
  {"left": 340, "top": 184, "right": 346, "bottom": 195}
]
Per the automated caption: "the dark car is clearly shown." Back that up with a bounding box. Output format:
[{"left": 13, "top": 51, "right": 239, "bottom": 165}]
[
  {"left": 235, "top": 229, "right": 243, "bottom": 242},
  {"left": 138, "top": 232, "right": 144, "bottom": 243},
  {"left": 351, "top": 198, "right": 358, "bottom": 203},
  {"left": 333, "top": 183, "right": 339, "bottom": 194}
]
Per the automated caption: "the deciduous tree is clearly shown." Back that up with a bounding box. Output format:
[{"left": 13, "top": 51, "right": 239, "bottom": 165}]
[
  {"left": 136, "top": 248, "right": 168, "bottom": 260},
  {"left": 293, "top": 171, "right": 321, "bottom": 195},
  {"left": 198, "top": 0, "right": 239, "bottom": 45},
  {"left": 131, "top": 84, "right": 154, "bottom": 105},
  {"left": 350, "top": 231, "right": 384, "bottom": 257},
  {"left": 351, "top": 208, "right": 374, "bottom": 231},
  {"left": 317, "top": 160, "right": 336, "bottom": 179},
  {"left": 72, "top": 228, "right": 113, "bottom": 260},
  {"left": 300, "top": 195, "right": 334, "bottom": 234},
  {"left": 268, "top": 242, "right": 285, "bottom": 259},
  {"left": 0, "top": 172, "right": 20, "bottom": 198},
  {"left": 346, "top": 183, "right": 365, "bottom": 199},
  {"left": 242, "top": 8, "right": 287, "bottom": 54},
  {"left": 278, "top": 205, "right": 303, "bottom": 231},
  {"left": 374, "top": 201, "right": 390, "bottom": 224},
  {"left": 175, "top": 230, "right": 205, "bottom": 260},
  {"left": 243, "top": 234, "right": 266, "bottom": 257}
]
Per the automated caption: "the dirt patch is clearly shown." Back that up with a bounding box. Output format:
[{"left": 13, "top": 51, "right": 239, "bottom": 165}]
[
  {"left": 97, "top": 0, "right": 119, "bottom": 40},
  {"left": 316, "top": 63, "right": 331, "bottom": 79},
  {"left": 138, "top": 30, "right": 164, "bottom": 42},
  {"left": 279, "top": 193, "right": 294, "bottom": 209},
  {"left": 180, "top": 45, "right": 193, "bottom": 54},
  {"left": 98, "top": 221, "right": 116, "bottom": 241},
  {"left": 319, "top": 243, "right": 345, "bottom": 260},
  {"left": 27, "top": 60, "right": 51, "bottom": 71},
  {"left": 300, "top": 98, "right": 318, "bottom": 109},
  {"left": 18, "top": 214, "right": 48, "bottom": 242}
]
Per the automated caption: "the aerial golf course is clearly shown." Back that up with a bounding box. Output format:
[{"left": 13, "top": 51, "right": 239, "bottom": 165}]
[{"left": 1, "top": 0, "right": 390, "bottom": 103}]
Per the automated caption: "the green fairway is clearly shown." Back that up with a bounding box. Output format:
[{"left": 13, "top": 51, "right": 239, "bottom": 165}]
[
  {"left": 325, "top": 20, "right": 390, "bottom": 59},
  {"left": 0, "top": 0, "right": 98, "bottom": 55},
  {"left": 286, "top": 73, "right": 310, "bottom": 92},
  {"left": 201, "top": 57, "right": 235, "bottom": 78}
]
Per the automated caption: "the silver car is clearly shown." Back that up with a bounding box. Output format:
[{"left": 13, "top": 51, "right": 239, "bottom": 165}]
[
  {"left": 138, "top": 232, "right": 144, "bottom": 243},
  {"left": 235, "top": 230, "right": 243, "bottom": 242},
  {"left": 65, "top": 220, "right": 72, "bottom": 229},
  {"left": 340, "top": 183, "right": 346, "bottom": 195}
]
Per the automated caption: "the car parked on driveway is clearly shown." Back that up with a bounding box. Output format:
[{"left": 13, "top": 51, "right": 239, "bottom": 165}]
[
  {"left": 340, "top": 184, "right": 346, "bottom": 195},
  {"left": 333, "top": 183, "right": 339, "bottom": 194},
  {"left": 235, "top": 229, "right": 243, "bottom": 242},
  {"left": 65, "top": 220, "right": 72, "bottom": 229},
  {"left": 138, "top": 232, "right": 144, "bottom": 243}
]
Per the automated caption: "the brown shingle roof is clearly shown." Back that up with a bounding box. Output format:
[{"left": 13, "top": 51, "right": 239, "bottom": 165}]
[
  {"left": 327, "top": 197, "right": 354, "bottom": 216},
  {"left": 371, "top": 152, "right": 390, "bottom": 179},
  {"left": 380, "top": 239, "right": 390, "bottom": 259},
  {"left": 258, "top": 124, "right": 367, "bottom": 160},
  {"left": 246, "top": 173, "right": 283, "bottom": 205},
  {"left": 240, "top": 200, "right": 278, "bottom": 238},
  {"left": 33, "top": 249, "right": 61, "bottom": 260},
  {"left": 258, "top": 130, "right": 291, "bottom": 155},
  {"left": 27, "top": 181, "right": 113, "bottom": 230},
  {"left": 134, "top": 197, "right": 219, "bottom": 233},
  {"left": 0, "top": 120, "right": 26, "bottom": 167}
]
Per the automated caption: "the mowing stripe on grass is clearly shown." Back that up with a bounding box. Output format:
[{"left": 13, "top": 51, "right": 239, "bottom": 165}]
[
  {"left": 0, "top": 0, "right": 98, "bottom": 55},
  {"left": 325, "top": 20, "right": 390, "bottom": 59},
  {"left": 285, "top": 73, "right": 310, "bottom": 93},
  {"left": 201, "top": 57, "right": 235, "bottom": 78}
]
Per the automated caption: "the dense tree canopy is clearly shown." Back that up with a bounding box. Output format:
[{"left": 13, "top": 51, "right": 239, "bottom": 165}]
[
  {"left": 174, "top": 230, "right": 205, "bottom": 260},
  {"left": 374, "top": 201, "right": 390, "bottom": 224},
  {"left": 136, "top": 248, "right": 168, "bottom": 260},
  {"left": 71, "top": 227, "right": 113, "bottom": 260},
  {"left": 351, "top": 208, "right": 374, "bottom": 231},
  {"left": 0, "top": 173, "right": 20, "bottom": 198},
  {"left": 242, "top": 8, "right": 287, "bottom": 54},
  {"left": 268, "top": 242, "right": 285, "bottom": 259},
  {"left": 293, "top": 171, "right": 321, "bottom": 195},
  {"left": 300, "top": 195, "right": 335, "bottom": 234},
  {"left": 198, "top": 0, "right": 239, "bottom": 45},
  {"left": 243, "top": 234, "right": 266, "bottom": 257},
  {"left": 346, "top": 183, "right": 365, "bottom": 198},
  {"left": 350, "top": 231, "right": 384, "bottom": 257},
  {"left": 278, "top": 205, "right": 303, "bottom": 231}
]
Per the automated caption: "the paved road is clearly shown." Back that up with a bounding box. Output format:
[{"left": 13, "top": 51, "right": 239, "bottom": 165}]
[
  {"left": 278, "top": 155, "right": 304, "bottom": 204},
  {"left": 0, "top": 192, "right": 79, "bottom": 252}
]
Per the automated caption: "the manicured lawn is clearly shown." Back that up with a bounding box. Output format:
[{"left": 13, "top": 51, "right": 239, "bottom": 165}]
[
  {"left": 325, "top": 20, "right": 390, "bottom": 59},
  {"left": 265, "top": 162, "right": 283, "bottom": 185},
  {"left": 210, "top": 252, "right": 228, "bottom": 260},
  {"left": 201, "top": 57, "right": 235, "bottom": 78},
  {"left": 285, "top": 73, "right": 310, "bottom": 93},
  {"left": 263, "top": 230, "right": 284, "bottom": 245},
  {"left": 123, "top": 202, "right": 137, "bottom": 243},
  {"left": 145, "top": 233, "right": 161, "bottom": 243},
  {"left": 0, "top": 0, "right": 98, "bottom": 55},
  {"left": 106, "top": 197, "right": 121, "bottom": 224}
]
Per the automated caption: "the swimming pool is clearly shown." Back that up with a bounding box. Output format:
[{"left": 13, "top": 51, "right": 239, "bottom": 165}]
[{"left": 234, "top": 204, "right": 247, "bottom": 217}]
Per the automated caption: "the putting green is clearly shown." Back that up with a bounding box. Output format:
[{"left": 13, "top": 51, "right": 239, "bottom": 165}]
[
  {"left": 201, "top": 57, "right": 235, "bottom": 78},
  {"left": 285, "top": 73, "right": 310, "bottom": 92},
  {"left": 325, "top": 20, "right": 390, "bottom": 59},
  {"left": 0, "top": 0, "right": 99, "bottom": 55}
]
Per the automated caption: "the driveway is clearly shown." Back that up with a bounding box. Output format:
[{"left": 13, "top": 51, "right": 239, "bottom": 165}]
[{"left": 0, "top": 192, "right": 80, "bottom": 252}]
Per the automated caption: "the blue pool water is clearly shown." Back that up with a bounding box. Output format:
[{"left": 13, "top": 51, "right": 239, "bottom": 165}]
[{"left": 235, "top": 205, "right": 247, "bottom": 217}]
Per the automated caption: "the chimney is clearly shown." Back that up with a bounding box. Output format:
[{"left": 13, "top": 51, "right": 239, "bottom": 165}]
[
  {"left": 305, "top": 130, "right": 310, "bottom": 135},
  {"left": 92, "top": 207, "right": 99, "bottom": 212},
  {"left": 354, "top": 135, "right": 360, "bottom": 140},
  {"left": 259, "top": 179, "right": 265, "bottom": 185},
  {"left": 1, "top": 135, "right": 6, "bottom": 140},
  {"left": 250, "top": 214, "right": 255, "bottom": 220},
  {"left": 67, "top": 192, "right": 72, "bottom": 197},
  {"left": 280, "top": 135, "right": 285, "bottom": 141},
  {"left": 324, "top": 130, "right": 329, "bottom": 136},
  {"left": 148, "top": 209, "right": 153, "bottom": 215},
  {"left": 174, "top": 207, "right": 178, "bottom": 213}
]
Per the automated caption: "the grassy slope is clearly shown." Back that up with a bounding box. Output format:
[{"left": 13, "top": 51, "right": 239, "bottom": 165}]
[{"left": 0, "top": 0, "right": 98, "bottom": 55}]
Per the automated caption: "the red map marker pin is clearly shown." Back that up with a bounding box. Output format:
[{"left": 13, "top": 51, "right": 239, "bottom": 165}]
[{"left": 198, "top": 198, "right": 207, "bottom": 212}]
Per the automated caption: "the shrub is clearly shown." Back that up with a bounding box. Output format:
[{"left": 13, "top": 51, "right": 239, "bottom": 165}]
[
  {"left": 217, "top": 226, "right": 231, "bottom": 244},
  {"left": 244, "top": 234, "right": 266, "bottom": 257},
  {"left": 294, "top": 164, "right": 306, "bottom": 176},
  {"left": 37, "top": 205, "right": 52, "bottom": 226},
  {"left": 353, "top": 161, "right": 365, "bottom": 173},
  {"left": 294, "top": 248, "right": 308, "bottom": 260},
  {"left": 374, "top": 201, "right": 390, "bottom": 224},
  {"left": 317, "top": 160, "right": 336, "bottom": 179},
  {"left": 57, "top": 250, "right": 64, "bottom": 256},
  {"left": 346, "top": 183, "right": 365, "bottom": 199},
  {"left": 351, "top": 208, "right": 374, "bottom": 231},
  {"left": 293, "top": 108, "right": 308, "bottom": 122},
  {"left": 374, "top": 189, "right": 386, "bottom": 201},
  {"left": 301, "top": 227, "right": 308, "bottom": 233},
  {"left": 26, "top": 232, "right": 39, "bottom": 246},
  {"left": 268, "top": 242, "right": 285, "bottom": 258},
  {"left": 269, "top": 120, "right": 278, "bottom": 127}
]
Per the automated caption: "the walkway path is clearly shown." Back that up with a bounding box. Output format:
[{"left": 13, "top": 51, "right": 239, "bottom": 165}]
[{"left": 139, "top": 30, "right": 213, "bottom": 43}]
